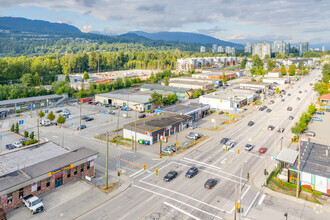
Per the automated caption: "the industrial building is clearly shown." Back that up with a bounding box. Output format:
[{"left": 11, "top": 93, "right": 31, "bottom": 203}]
[
  {"left": 140, "top": 84, "right": 193, "bottom": 99},
  {"left": 0, "top": 94, "right": 67, "bottom": 115},
  {"left": 0, "top": 142, "right": 98, "bottom": 212},
  {"left": 239, "top": 81, "right": 271, "bottom": 93},
  {"left": 123, "top": 113, "right": 192, "bottom": 145},
  {"left": 168, "top": 80, "right": 215, "bottom": 91},
  {"left": 263, "top": 78, "right": 288, "bottom": 85},
  {"left": 158, "top": 103, "right": 210, "bottom": 120}
]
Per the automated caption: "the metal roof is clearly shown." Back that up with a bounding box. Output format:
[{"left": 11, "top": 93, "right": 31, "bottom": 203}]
[
  {"left": 140, "top": 84, "right": 190, "bottom": 93},
  {"left": 163, "top": 103, "right": 210, "bottom": 115},
  {"left": 275, "top": 148, "right": 298, "bottom": 165},
  {"left": 0, "top": 94, "right": 63, "bottom": 106}
]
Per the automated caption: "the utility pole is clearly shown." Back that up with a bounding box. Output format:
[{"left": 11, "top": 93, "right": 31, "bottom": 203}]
[
  {"left": 105, "top": 131, "right": 109, "bottom": 189},
  {"left": 280, "top": 137, "right": 283, "bottom": 150},
  {"left": 37, "top": 118, "right": 40, "bottom": 145},
  {"left": 296, "top": 135, "right": 301, "bottom": 198},
  {"left": 116, "top": 108, "right": 120, "bottom": 185},
  {"left": 79, "top": 101, "right": 82, "bottom": 130},
  {"left": 234, "top": 183, "right": 237, "bottom": 220},
  {"left": 134, "top": 105, "right": 137, "bottom": 151},
  {"left": 175, "top": 130, "right": 178, "bottom": 152},
  {"left": 126, "top": 94, "right": 130, "bottom": 118},
  {"left": 98, "top": 56, "right": 100, "bottom": 74}
]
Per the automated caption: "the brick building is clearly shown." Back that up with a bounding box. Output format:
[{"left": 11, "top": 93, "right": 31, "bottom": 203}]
[{"left": 0, "top": 142, "right": 98, "bottom": 212}]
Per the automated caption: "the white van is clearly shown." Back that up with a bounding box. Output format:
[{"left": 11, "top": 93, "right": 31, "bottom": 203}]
[{"left": 41, "top": 119, "right": 51, "bottom": 126}]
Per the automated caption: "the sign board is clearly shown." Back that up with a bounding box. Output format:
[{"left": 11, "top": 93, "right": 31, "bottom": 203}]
[
  {"left": 31, "top": 182, "right": 37, "bottom": 192},
  {"left": 145, "top": 131, "right": 150, "bottom": 135},
  {"left": 48, "top": 164, "right": 73, "bottom": 177},
  {"left": 65, "top": 115, "right": 69, "bottom": 119},
  {"left": 234, "top": 108, "right": 237, "bottom": 112},
  {"left": 45, "top": 110, "right": 49, "bottom": 114},
  {"left": 88, "top": 155, "right": 98, "bottom": 161}
]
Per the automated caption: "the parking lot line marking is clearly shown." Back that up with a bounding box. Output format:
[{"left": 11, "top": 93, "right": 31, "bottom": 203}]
[
  {"left": 258, "top": 194, "right": 266, "bottom": 206},
  {"left": 163, "top": 202, "right": 202, "bottom": 220},
  {"left": 134, "top": 185, "right": 222, "bottom": 220}
]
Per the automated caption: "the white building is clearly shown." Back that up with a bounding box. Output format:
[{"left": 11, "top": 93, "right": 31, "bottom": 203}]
[
  {"left": 322, "top": 46, "right": 325, "bottom": 52},
  {"left": 225, "top": 46, "right": 231, "bottom": 54},
  {"left": 212, "top": 44, "right": 217, "bottom": 53},
  {"left": 263, "top": 78, "right": 288, "bottom": 85},
  {"left": 200, "top": 46, "right": 206, "bottom": 53},
  {"left": 245, "top": 42, "right": 252, "bottom": 53},
  {"left": 217, "top": 46, "right": 224, "bottom": 53},
  {"left": 272, "top": 41, "right": 290, "bottom": 54},
  {"left": 253, "top": 42, "right": 271, "bottom": 59},
  {"left": 299, "top": 42, "right": 309, "bottom": 56}
]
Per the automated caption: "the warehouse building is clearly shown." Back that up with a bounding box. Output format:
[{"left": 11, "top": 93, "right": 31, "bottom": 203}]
[
  {"left": 157, "top": 103, "right": 210, "bottom": 120},
  {"left": 0, "top": 94, "right": 67, "bottom": 114},
  {"left": 140, "top": 84, "right": 193, "bottom": 99},
  {"left": 123, "top": 113, "right": 192, "bottom": 144},
  {"left": 168, "top": 80, "right": 215, "bottom": 91},
  {"left": 262, "top": 78, "right": 288, "bottom": 85},
  {"left": 239, "top": 81, "right": 271, "bottom": 93},
  {"left": 0, "top": 142, "right": 98, "bottom": 212}
]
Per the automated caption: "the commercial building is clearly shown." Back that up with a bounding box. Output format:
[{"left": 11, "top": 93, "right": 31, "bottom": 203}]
[
  {"left": 200, "top": 46, "right": 206, "bottom": 53},
  {"left": 320, "top": 93, "right": 330, "bottom": 104},
  {"left": 0, "top": 142, "right": 98, "bottom": 212},
  {"left": 240, "top": 81, "right": 271, "bottom": 93},
  {"left": 0, "top": 94, "right": 67, "bottom": 115},
  {"left": 140, "top": 84, "right": 193, "bottom": 100},
  {"left": 159, "top": 103, "right": 210, "bottom": 121},
  {"left": 299, "top": 42, "right": 309, "bottom": 56},
  {"left": 168, "top": 78, "right": 215, "bottom": 91},
  {"left": 123, "top": 113, "right": 192, "bottom": 144},
  {"left": 95, "top": 90, "right": 162, "bottom": 112},
  {"left": 263, "top": 78, "right": 288, "bottom": 85},
  {"left": 253, "top": 42, "right": 271, "bottom": 59},
  {"left": 245, "top": 42, "right": 252, "bottom": 53},
  {"left": 322, "top": 46, "right": 325, "bottom": 52},
  {"left": 272, "top": 41, "right": 290, "bottom": 54}
]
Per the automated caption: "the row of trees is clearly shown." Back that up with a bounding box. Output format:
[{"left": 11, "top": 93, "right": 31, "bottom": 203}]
[
  {"left": 149, "top": 92, "right": 178, "bottom": 106},
  {"left": 313, "top": 62, "right": 330, "bottom": 95},
  {"left": 38, "top": 110, "right": 66, "bottom": 125},
  {"left": 291, "top": 104, "right": 316, "bottom": 134}
]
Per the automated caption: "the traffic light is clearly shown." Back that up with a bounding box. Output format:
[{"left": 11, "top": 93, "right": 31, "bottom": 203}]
[
  {"left": 237, "top": 149, "right": 240, "bottom": 155},
  {"left": 155, "top": 168, "right": 159, "bottom": 177},
  {"left": 247, "top": 172, "right": 250, "bottom": 179},
  {"left": 264, "top": 169, "right": 268, "bottom": 176},
  {"left": 225, "top": 146, "right": 228, "bottom": 152},
  {"left": 143, "top": 164, "right": 147, "bottom": 171},
  {"left": 236, "top": 202, "right": 240, "bottom": 212},
  {"left": 120, "top": 169, "right": 122, "bottom": 176}
]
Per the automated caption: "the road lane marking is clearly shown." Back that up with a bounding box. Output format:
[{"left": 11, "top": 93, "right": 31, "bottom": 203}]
[
  {"left": 163, "top": 202, "right": 202, "bottom": 220},
  {"left": 130, "top": 159, "right": 167, "bottom": 178},
  {"left": 258, "top": 194, "right": 266, "bottom": 205},
  {"left": 134, "top": 185, "right": 223, "bottom": 219},
  {"left": 244, "top": 190, "right": 262, "bottom": 217}
]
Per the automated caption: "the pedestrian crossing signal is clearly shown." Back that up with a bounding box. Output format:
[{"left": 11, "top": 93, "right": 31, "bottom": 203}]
[
  {"left": 143, "top": 164, "right": 147, "bottom": 171},
  {"left": 155, "top": 168, "right": 159, "bottom": 177},
  {"left": 120, "top": 169, "right": 122, "bottom": 176},
  {"left": 225, "top": 146, "right": 228, "bottom": 152},
  {"left": 236, "top": 202, "right": 240, "bottom": 211},
  {"left": 237, "top": 149, "right": 240, "bottom": 155}
]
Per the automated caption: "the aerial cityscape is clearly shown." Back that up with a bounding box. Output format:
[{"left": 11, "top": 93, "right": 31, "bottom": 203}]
[{"left": 0, "top": 1, "right": 330, "bottom": 220}]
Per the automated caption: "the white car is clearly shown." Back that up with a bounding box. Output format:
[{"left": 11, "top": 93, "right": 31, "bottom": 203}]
[
  {"left": 13, "top": 141, "right": 23, "bottom": 148},
  {"left": 22, "top": 195, "right": 44, "bottom": 214},
  {"left": 223, "top": 141, "right": 235, "bottom": 150}
]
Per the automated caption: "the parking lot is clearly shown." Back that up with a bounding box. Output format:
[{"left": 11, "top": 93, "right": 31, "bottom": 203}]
[{"left": 307, "top": 109, "right": 330, "bottom": 145}]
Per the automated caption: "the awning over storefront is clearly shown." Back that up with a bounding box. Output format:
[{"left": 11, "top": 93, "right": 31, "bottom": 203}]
[{"left": 275, "top": 148, "right": 298, "bottom": 165}]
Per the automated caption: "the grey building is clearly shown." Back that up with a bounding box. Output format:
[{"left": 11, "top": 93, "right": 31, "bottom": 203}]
[
  {"left": 244, "top": 42, "right": 252, "bottom": 53},
  {"left": 212, "top": 44, "right": 217, "bottom": 53},
  {"left": 253, "top": 42, "right": 271, "bottom": 59},
  {"left": 272, "top": 41, "right": 290, "bottom": 54},
  {"left": 299, "top": 42, "right": 309, "bottom": 56},
  {"left": 200, "top": 46, "right": 206, "bottom": 53}
]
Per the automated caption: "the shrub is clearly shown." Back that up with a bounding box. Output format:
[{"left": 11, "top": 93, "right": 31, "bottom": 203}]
[
  {"left": 11, "top": 123, "right": 15, "bottom": 132},
  {"left": 23, "top": 139, "right": 38, "bottom": 146},
  {"left": 267, "top": 166, "right": 281, "bottom": 185},
  {"left": 24, "top": 130, "right": 29, "bottom": 138},
  {"left": 29, "top": 131, "right": 35, "bottom": 140},
  {"left": 14, "top": 123, "right": 19, "bottom": 133},
  {"left": 16, "top": 110, "right": 23, "bottom": 113},
  {"left": 210, "top": 110, "right": 215, "bottom": 113}
]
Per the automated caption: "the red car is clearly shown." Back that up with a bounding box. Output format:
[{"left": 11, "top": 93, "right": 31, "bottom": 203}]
[{"left": 259, "top": 147, "right": 267, "bottom": 154}]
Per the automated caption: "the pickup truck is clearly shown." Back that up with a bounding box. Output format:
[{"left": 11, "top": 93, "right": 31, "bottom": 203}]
[{"left": 22, "top": 195, "right": 44, "bottom": 214}]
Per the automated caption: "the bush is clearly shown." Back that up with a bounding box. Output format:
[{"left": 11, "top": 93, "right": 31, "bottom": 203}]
[
  {"left": 267, "top": 166, "right": 281, "bottom": 185},
  {"left": 14, "top": 123, "right": 19, "bottom": 133},
  {"left": 210, "top": 110, "right": 215, "bottom": 113},
  {"left": 30, "top": 131, "right": 35, "bottom": 140},
  {"left": 11, "top": 123, "right": 15, "bottom": 132},
  {"left": 16, "top": 110, "right": 23, "bottom": 113},
  {"left": 22, "top": 139, "right": 38, "bottom": 146},
  {"left": 207, "top": 89, "right": 216, "bottom": 94},
  {"left": 24, "top": 130, "right": 29, "bottom": 138},
  {"left": 283, "top": 182, "right": 322, "bottom": 196}
]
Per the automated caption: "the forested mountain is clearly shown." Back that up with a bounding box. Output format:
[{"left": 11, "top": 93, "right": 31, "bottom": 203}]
[
  {"left": 129, "top": 31, "right": 243, "bottom": 49},
  {"left": 0, "top": 17, "right": 81, "bottom": 34}
]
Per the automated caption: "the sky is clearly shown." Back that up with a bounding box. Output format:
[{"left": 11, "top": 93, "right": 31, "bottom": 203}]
[{"left": 0, "top": 0, "right": 329, "bottom": 45}]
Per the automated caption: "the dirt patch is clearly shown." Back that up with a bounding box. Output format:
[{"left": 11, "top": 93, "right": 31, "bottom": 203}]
[
  {"left": 94, "top": 133, "right": 132, "bottom": 146},
  {"left": 99, "top": 182, "right": 119, "bottom": 194}
]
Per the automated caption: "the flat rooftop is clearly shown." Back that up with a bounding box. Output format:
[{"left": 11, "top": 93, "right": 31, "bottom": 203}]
[
  {"left": 140, "top": 84, "right": 190, "bottom": 93},
  {"left": 290, "top": 141, "right": 330, "bottom": 179},
  {"left": 169, "top": 80, "right": 212, "bottom": 86},
  {"left": 240, "top": 81, "right": 270, "bottom": 86},
  {"left": 124, "top": 113, "right": 191, "bottom": 132},
  {"left": 0, "top": 94, "right": 63, "bottom": 106},
  {"left": 201, "top": 91, "right": 253, "bottom": 101},
  {"left": 163, "top": 103, "right": 210, "bottom": 115}
]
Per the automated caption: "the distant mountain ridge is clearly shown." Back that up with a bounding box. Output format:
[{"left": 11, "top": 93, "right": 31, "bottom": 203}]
[
  {"left": 127, "top": 31, "right": 243, "bottom": 49},
  {"left": 0, "top": 17, "right": 81, "bottom": 34}
]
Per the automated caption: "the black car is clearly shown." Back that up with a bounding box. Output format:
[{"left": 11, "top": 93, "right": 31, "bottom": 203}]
[
  {"left": 220, "top": 137, "right": 229, "bottom": 144},
  {"left": 204, "top": 179, "right": 217, "bottom": 189},
  {"left": 138, "top": 114, "right": 146, "bottom": 119},
  {"left": 185, "top": 167, "right": 198, "bottom": 178},
  {"left": 289, "top": 116, "right": 294, "bottom": 120},
  {"left": 104, "top": 104, "right": 111, "bottom": 107},
  {"left": 248, "top": 121, "right": 254, "bottom": 126},
  {"left": 55, "top": 110, "right": 62, "bottom": 113},
  {"left": 288, "top": 93, "right": 291, "bottom": 96},
  {"left": 81, "top": 115, "right": 89, "bottom": 120},
  {"left": 281, "top": 99, "right": 285, "bottom": 102},
  {"left": 77, "top": 125, "right": 87, "bottom": 130},
  {"left": 268, "top": 125, "right": 275, "bottom": 130},
  {"left": 299, "top": 91, "right": 302, "bottom": 93},
  {"left": 266, "top": 108, "right": 272, "bottom": 113},
  {"left": 277, "top": 127, "right": 285, "bottom": 133},
  {"left": 245, "top": 144, "right": 254, "bottom": 151},
  {"left": 85, "top": 117, "right": 94, "bottom": 121},
  {"left": 297, "top": 97, "right": 300, "bottom": 101},
  {"left": 287, "top": 107, "right": 293, "bottom": 111},
  {"left": 164, "top": 171, "right": 178, "bottom": 182},
  {"left": 6, "top": 144, "right": 15, "bottom": 150},
  {"left": 259, "top": 106, "right": 266, "bottom": 111}
]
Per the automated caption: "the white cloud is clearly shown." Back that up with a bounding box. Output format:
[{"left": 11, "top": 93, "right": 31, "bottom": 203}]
[{"left": 81, "top": 25, "right": 92, "bottom": 33}]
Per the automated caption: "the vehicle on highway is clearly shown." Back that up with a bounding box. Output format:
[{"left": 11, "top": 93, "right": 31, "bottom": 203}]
[
  {"left": 220, "top": 138, "right": 229, "bottom": 144},
  {"left": 149, "top": 110, "right": 155, "bottom": 113},
  {"left": 268, "top": 100, "right": 275, "bottom": 104},
  {"left": 266, "top": 108, "right": 272, "bottom": 113},
  {"left": 223, "top": 140, "right": 235, "bottom": 149},
  {"left": 55, "top": 110, "right": 62, "bottom": 113},
  {"left": 311, "top": 117, "right": 323, "bottom": 121},
  {"left": 85, "top": 117, "right": 94, "bottom": 122},
  {"left": 77, "top": 124, "right": 87, "bottom": 130},
  {"left": 104, "top": 104, "right": 111, "bottom": 107},
  {"left": 315, "top": 111, "right": 324, "bottom": 115},
  {"left": 299, "top": 91, "right": 302, "bottom": 93},
  {"left": 185, "top": 167, "right": 198, "bottom": 178},
  {"left": 304, "top": 90, "right": 307, "bottom": 92},
  {"left": 288, "top": 93, "right": 291, "bottom": 96},
  {"left": 138, "top": 114, "right": 146, "bottom": 118},
  {"left": 289, "top": 116, "right": 294, "bottom": 120},
  {"left": 279, "top": 95, "right": 283, "bottom": 98},
  {"left": 287, "top": 107, "right": 292, "bottom": 111},
  {"left": 186, "top": 132, "right": 201, "bottom": 140},
  {"left": 204, "top": 179, "right": 217, "bottom": 189},
  {"left": 163, "top": 171, "right": 178, "bottom": 182},
  {"left": 268, "top": 125, "right": 275, "bottom": 130},
  {"left": 6, "top": 144, "right": 15, "bottom": 150},
  {"left": 245, "top": 144, "right": 254, "bottom": 151},
  {"left": 13, "top": 141, "right": 23, "bottom": 148},
  {"left": 189, "top": 124, "right": 197, "bottom": 129},
  {"left": 247, "top": 121, "right": 254, "bottom": 126},
  {"left": 277, "top": 127, "right": 285, "bottom": 133},
  {"left": 327, "top": 109, "right": 330, "bottom": 112},
  {"left": 310, "top": 83, "right": 313, "bottom": 86},
  {"left": 121, "top": 107, "right": 132, "bottom": 111},
  {"left": 81, "top": 115, "right": 88, "bottom": 120},
  {"left": 22, "top": 195, "right": 44, "bottom": 214},
  {"left": 303, "top": 130, "right": 316, "bottom": 137},
  {"left": 281, "top": 99, "right": 285, "bottom": 102},
  {"left": 259, "top": 106, "right": 267, "bottom": 111},
  {"left": 297, "top": 97, "right": 300, "bottom": 101},
  {"left": 259, "top": 147, "right": 267, "bottom": 154},
  {"left": 108, "top": 110, "right": 116, "bottom": 115}
]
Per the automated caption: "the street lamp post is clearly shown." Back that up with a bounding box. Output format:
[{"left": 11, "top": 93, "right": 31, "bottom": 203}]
[
  {"left": 296, "top": 135, "right": 301, "bottom": 198},
  {"left": 239, "top": 161, "right": 247, "bottom": 220}
]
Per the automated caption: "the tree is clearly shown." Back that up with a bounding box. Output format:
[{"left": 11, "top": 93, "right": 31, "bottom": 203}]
[
  {"left": 124, "top": 77, "right": 131, "bottom": 88},
  {"left": 11, "top": 123, "right": 15, "bottom": 132},
  {"left": 192, "top": 89, "right": 204, "bottom": 99},
  {"left": 307, "top": 104, "right": 316, "bottom": 115},
  {"left": 251, "top": 78, "right": 257, "bottom": 82},
  {"left": 57, "top": 115, "right": 66, "bottom": 125},
  {"left": 163, "top": 77, "right": 169, "bottom": 86},
  {"left": 83, "top": 71, "right": 89, "bottom": 80},
  {"left": 34, "top": 72, "right": 41, "bottom": 86},
  {"left": 15, "top": 123, "right": 19, "bottom": 133},
  {"left": 222, "top": 72, "right": 227, "bottom": 85},
  {"left": 30, "top": 131, "right": 35, "bottom": 140},
  {"left": 280, "top": 66, "right": 287, "bottom": 75},
  {"left": 149, "top": 92, "right": 163, "bottom": 106},
  {"left": 252, "top": 54, "right": 264, "bottom": 69},
  {"left": 276, "top": 88, "right": 280, "bottom": 94},
  {"left": 240, "top": 58, "right": 247, "bottom": 69},
  {"left": 89, "top": 82, "right": 95, "bottom": 95},
  {"left": 288, "top": 64, "right": 296, "bottom": 76},
  {"left": 47, "top": 111, "right": 55, "bottom": 121},
  {"left": 38, "top": 110, "right": 45, "bottom": 118},
  {"left": 298, "top": 62, "right": 304, "bottom": 70},
  {"left": 21, "top": 73, "right": 33, "bottom": 86},
  {"left": 313, "top": 82, "right": 329, "bottom": 95},
  {"left": 65, "top": 73, "right": 70, "bottom": 83},
  {"left": 267, "top": 60, "right": 276, "bottom": 72},
  {"left": 264, "top": 54, "right": 270, "bottom": 59},
  {"left": 24, "top": 130, "right": 29, "bottom": 138}
]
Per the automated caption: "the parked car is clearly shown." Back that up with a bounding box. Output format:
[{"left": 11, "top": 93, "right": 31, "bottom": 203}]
[
  {"left": 104, "top": 104, "right": 111, "bottom": 107},
  {"left": 204, "top": 179, "right": 217, "bottom": 189},
  {"left": 185, "top": 167, "right": 198, "bottom": 178},
  {"left": 189, "top": 124, "right": 197, "bottom": 129},
  {"left": 303, "top": 130, "right": 316, "bottom": 137},
  {"left": 22, "top": 195, "right": 44, "bottom": 214},
  {"left": 259, "top": 147, "right": 267, "bottom": 154},
  {"left": 108, "top": 110, "right": 116, "bottom": 115},
  {"left": 327, "top": 109, "right": 330, "bottom": 112},
  {"left": 186, "top": 132, "right": 201, "bottom": 140},
  {"left": 85, "top": 117, "right": 94, "bottom": 122},
  {"left": 6, "top": 144, "right": 15, "bottom": 150},
  {"left": 77, "top": 125, "right": 87, "bottom": 130},
  {"left": 55, "top": 110, "right": 62, "bottom": 113},
  {"left": 223, "top": 140, "right": 235, "bottom": 149},
  {"left": 266, "top": 108, "right": 272, "bottom": 113},
  {"left": 144, "top": 140, "right": 150, "bottom": 145},
  {"left": 220, "top": 137, "right": 229, "bottom": 144},
  {"left": 13, "top": 141, "right": 23, "bottom": 148},
  {"left": 315, "top": 111, "right": 325, "bottom": 115},
  {"left": 277, "top": 127, "right": 285, "bottom": 133},
  {"left": 311, "top": 117, "right": 323, "bottom": 121},
  {"left": 138, "top": 114, "right": 146, "bottom": 119},
  {"left": 149, "top": 110, "right": 155, "bottom": 113},
  {"left": 19, "top": 137, "right": 31, "bottom": 143},
  {"left": 268, "top": 100, "right": 275, "bottom": 104},
  {"left": 81, "top": 115, "right": 88, "bottom": 120},
  {"left": 162, "top": 148, "right": 173, "bottom": 154},
  {"left": 163, "top": 171, "right": 178, "bottom": 182},
  {"left": 299, "top": 91, "right": 302, "bottom": 93},
  {"left": 288, "top": 93, "right": 291, "bottom": 96},
  {"left": 268, "top": 125, "right": 275, "bottom": 130},
  {"left": 245, "top": 144, "right": 254, "bottom": 151},
  {"left": 289, "top": 116, "right": 294, "bottom": 120},
  {"left": 259, "top": 106, "right": 266, "bottom": 111},
  {"left": 287, "top": 107, "right": 292, "bottom": 111},
  {"left": 138, "top": 139, "right": 145, "bottom": 144},
  {"left": 297, "top": 97, "right": 300, "bottom": 101},
  {"left": 61, "top": 112, "right": 70, "bottom": 116},
  {"left": 247, "top": 121, "right": 254, "bottom": 126},
  {"left": 281, "top": 99, "right": 285, "bottom": 102}
]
